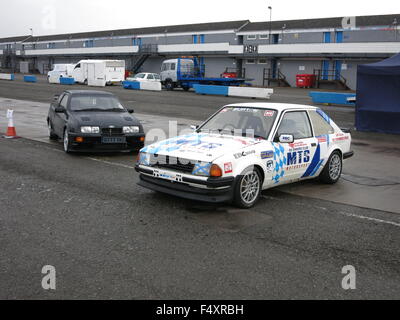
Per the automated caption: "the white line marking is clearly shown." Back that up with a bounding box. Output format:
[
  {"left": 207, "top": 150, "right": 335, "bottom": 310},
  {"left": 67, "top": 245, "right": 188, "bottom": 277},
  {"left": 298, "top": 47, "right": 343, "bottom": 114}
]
[
  {"left": 339, "top": 211, "right": 400, "bottom": 228},
  {"left": 86, "top": 157, "right": 136, "bottom": 170}
]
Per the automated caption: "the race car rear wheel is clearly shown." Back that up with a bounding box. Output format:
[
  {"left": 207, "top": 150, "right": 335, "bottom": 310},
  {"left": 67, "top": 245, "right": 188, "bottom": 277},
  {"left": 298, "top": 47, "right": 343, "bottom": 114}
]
[
  {"left": 234, "top": 167, "right": 262, "bottom": 208},
  {"left": 319, "top": 151, "right": 342, "bottom": 184}
]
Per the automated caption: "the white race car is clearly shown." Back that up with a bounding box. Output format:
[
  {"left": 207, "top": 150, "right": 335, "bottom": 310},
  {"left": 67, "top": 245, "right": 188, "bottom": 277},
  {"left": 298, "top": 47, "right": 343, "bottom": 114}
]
[{"left": 135, "top": 103, "right": 354, "bottom": 208}]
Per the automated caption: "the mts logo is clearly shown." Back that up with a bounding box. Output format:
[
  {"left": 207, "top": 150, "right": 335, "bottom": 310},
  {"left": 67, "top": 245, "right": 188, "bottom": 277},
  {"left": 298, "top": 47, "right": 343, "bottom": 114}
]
[{"left": 287, "top": 150, "right": 310, "bottom": 165}]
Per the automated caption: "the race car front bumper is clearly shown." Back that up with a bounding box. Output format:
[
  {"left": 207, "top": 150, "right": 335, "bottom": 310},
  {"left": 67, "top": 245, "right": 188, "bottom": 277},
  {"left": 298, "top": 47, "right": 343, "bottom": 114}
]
[{"left": 135, "top": 165, "right": 235, "bottom": 203}]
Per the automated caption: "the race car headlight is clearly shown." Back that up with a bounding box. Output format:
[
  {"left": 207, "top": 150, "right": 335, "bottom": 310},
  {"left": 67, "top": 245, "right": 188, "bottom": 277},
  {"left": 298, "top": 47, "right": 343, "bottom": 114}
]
[
  {"left": 192, "top": 162, "right": 212, "bottom": 176},
  {"left": 138, "top": 152, "right": 150, "bottom": 166},
  {"left": 81, "top": 126, "right": 100, "bottom": 133},
  {"left": 123, "top": 126, "right": 140, "bottom": 134}
]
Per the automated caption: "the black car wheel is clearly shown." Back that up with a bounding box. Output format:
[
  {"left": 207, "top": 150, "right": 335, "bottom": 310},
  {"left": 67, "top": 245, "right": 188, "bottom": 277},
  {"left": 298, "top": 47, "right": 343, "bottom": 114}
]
[
  {"left": 63, "top": 128, "right": 72, "bottom": 153},
  {"left": 319, "top": 151, "right": 342, "bottom": 184},
  {"left": 48, "top": 120, "right": 58, "bottom": 140},
  {"left": 234, "top": 167, "right": 262, "bottom": 209}
]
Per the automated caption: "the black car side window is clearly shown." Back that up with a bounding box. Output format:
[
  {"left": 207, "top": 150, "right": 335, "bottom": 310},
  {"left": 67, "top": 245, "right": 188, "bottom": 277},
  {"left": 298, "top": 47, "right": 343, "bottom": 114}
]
[{"left": 60, "top": 95, "right": 69, "bottom": 108}]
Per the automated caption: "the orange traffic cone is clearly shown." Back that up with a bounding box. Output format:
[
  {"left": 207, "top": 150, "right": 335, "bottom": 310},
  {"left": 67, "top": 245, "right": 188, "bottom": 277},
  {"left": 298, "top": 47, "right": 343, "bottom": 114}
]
[{"left": 3, "top": 109, "right": 20, "bottom": 139}]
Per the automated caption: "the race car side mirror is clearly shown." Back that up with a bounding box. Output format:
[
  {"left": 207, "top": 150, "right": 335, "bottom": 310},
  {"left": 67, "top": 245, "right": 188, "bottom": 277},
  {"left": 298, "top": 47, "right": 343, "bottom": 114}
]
[
  {"left": 127, "top": 109, "right": 134, "bottom": 114},
  {"left": 190, "top": 125, "right": 199, "bottom": 131},
  {"left": 53, "top": 94, "right": 60, "bottom": 101},
  {"left": 279, "top": 134, "right": 294, "bottom": 143}
]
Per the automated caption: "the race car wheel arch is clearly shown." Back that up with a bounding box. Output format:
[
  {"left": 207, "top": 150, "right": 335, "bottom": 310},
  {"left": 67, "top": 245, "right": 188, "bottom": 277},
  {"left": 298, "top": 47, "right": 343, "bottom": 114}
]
[
  {"left": 47, "top": 119, "right": 58, "bottom": 140},
  {"left": 319, "top": 150, "right": 343, "bottom": 184},
  {"left": 233, "top": 166, "right": 263, "bottom": 209}
]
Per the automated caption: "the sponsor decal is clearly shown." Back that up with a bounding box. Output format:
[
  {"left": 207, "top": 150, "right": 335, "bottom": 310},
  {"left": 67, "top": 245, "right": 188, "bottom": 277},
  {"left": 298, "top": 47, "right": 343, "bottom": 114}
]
[
  {"left": 266, "top": 160, "right": 274, "bottom": 173},
  {"left": 232, "top": 108, "right": 258, "bottom": 113},
  {"left": 287, "top": 150, "right": 311, "bottom": 166},
  {"left": 224, "top": 162, "right": 233, "bottom": 174},
  {"left": 234, "top": 150, "right": 256, "bottom": 159},
  {"left": 261, "top": 150, "right": 274, "bottom": 159},
  {"left": 333, "top": 133, "right": 349, "bottom": 142},
  {"left": 264, "top": 110, "right": 275, "bottom": 117}
]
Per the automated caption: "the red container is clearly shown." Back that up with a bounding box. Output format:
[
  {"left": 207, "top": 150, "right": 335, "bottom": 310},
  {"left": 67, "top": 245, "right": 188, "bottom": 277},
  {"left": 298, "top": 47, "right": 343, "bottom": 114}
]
[{"left": 296, "top": 74, "right": 315, "bottom": 88}]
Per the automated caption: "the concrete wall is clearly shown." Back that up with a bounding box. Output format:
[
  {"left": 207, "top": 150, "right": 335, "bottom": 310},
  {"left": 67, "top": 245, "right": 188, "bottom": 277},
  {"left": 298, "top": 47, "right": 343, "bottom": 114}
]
[
  {"left": 203, "top": 57, "right": 237, "bottom": 77},
  {"left": 279, "top": 59, "right": 321, "bottom": 87}
]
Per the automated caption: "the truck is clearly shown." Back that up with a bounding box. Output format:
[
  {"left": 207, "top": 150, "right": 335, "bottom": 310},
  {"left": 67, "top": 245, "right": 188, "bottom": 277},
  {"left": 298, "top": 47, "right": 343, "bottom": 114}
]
[
  {"left": 160, "top": 58, "right": 248, "bottom": 91},
  {"left": 71, "top": 60, "right": 126, "bottom": 86}
]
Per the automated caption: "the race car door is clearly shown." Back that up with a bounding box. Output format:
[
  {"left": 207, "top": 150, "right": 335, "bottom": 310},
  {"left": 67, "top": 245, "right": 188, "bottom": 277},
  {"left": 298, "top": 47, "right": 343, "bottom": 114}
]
[{"left": 271, "top": 110, "right": 319, "bottom": 184}]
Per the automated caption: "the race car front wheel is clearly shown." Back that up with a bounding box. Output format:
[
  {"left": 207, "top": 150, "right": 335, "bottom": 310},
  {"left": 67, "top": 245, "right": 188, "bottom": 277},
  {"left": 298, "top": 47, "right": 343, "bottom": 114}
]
[
  {"left": 319, "top": 151, "right": 342, "bottom": 184},
  {"left": 234, "top": 167, "right": 262, "bottom": 209}
]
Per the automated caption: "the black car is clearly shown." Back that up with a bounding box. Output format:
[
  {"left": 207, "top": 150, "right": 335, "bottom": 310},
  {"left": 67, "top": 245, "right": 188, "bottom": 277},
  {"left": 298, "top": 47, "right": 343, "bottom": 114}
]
[{"left": 47, "top": 90, "right": 145, "bottom": 153}]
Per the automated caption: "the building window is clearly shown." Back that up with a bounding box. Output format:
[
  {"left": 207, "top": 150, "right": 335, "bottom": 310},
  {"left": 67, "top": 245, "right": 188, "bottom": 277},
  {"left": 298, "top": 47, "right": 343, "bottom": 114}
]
[
  {"left": 192, "top": 35, "right": 205, "bottom": 44},
  {"left": 259, "top": 34, "right": 269, "bottom": 39},
  {"left": 84, "top": 40, "right": 94, "bottom": 48},
  {"left": 247, "top": 35, "right": 257, "bottom": 40},
  {"left": 258, "top": 59, "right": 268, "bottom": 64},
  {"left": 47, "top": 42, "right": 56, "bottom": 49},
  {"left": 246, "top": 59, "right": 256, "bottom": 64},
  {"left": 132, "top": 37, "right": 142, "bottom": 46}
]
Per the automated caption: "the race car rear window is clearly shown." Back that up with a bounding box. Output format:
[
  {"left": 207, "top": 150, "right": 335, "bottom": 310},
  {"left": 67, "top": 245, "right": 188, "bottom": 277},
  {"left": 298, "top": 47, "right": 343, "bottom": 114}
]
[{"left": 308, "top": 110, "right": 334, "bottom": 136}]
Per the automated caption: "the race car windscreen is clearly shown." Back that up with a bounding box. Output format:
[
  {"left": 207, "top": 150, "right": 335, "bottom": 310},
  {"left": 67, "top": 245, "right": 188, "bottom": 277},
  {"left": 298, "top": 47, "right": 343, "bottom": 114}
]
[
  {"left": 199, "top": 107, "right": 278, "bottom": 140},
  {"left": 70, "top": 95, "right": 125, "bottom": 112}
]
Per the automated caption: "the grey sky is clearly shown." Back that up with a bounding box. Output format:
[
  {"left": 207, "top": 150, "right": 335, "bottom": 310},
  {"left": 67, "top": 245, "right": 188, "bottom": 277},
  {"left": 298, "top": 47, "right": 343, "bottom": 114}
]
[{"left": 0, "top": 0, "right": 398, "bottom": 38}]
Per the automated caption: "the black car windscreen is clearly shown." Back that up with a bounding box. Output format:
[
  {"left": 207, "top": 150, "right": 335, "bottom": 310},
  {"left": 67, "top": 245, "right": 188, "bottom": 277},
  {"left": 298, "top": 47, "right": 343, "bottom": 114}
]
[{"left": 70, "top": 95, "right": 124, "bottom": 111}]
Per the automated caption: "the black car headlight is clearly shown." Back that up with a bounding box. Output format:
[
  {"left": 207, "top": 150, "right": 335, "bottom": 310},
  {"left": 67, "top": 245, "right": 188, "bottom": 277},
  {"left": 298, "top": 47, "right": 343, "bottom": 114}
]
[
  {"left": 81, "top": 126, "right": 100, "bottom": 133},
  {"left": 123, "top": 126, "right": 140, "bottom": 134}
]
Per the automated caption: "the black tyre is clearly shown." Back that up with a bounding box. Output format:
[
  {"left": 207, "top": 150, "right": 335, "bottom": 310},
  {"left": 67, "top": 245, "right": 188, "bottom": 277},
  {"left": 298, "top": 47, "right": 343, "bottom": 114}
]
[
  {"left": 165, "top": 79, "right": 174, "bottom": 91},
  {"left": 48, "top": 120, "right": 58, "bottom": 140},
  {"left": 63, "top": 128, "right": 72, "bottom": 153},
  {"left": 319, "top": 151, "right": 342, "bottom": 184},
  {"left": 182, "top": 86, "right": 190, "bottom": 91},
  {"left": 233, "top": 167, "right": 262, "bottom": 209}
]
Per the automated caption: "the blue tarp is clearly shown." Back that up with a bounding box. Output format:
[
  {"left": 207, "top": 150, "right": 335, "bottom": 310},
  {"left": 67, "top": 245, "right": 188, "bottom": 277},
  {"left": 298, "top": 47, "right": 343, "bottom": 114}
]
[{"left": 356, "top": 53, "right": 400, "bottom": 134}]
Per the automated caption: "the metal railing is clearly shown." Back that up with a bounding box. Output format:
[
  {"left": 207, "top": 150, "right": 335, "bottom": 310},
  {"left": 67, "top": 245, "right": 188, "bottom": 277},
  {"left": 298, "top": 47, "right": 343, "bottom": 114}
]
[
  {"left": 313, "top": 69, "right": 348, "bottom": 88},
  {"left": 263, "top": 68, "right": 287, "bottom": 86},
  {"left": 138, "top": 44, "right": 158, "bottom": 54}
]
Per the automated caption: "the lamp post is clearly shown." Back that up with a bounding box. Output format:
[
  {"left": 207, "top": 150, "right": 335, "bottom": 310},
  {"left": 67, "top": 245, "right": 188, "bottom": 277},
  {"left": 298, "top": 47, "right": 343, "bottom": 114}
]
[
  {"left": 268, "top": 6, "right": 272, "bottom": 44},
  {"left": 393, "top": 18, "right": 398, "bottom": 41}
]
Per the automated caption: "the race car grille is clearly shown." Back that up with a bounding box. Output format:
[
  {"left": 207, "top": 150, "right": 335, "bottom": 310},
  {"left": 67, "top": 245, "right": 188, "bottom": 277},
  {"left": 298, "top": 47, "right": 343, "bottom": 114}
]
[
  {"left": 150, "top": 154, "right": 195, "bottom": 173},
  {"left": 101, "top": 128, "right": 123, "bottom": 136}
]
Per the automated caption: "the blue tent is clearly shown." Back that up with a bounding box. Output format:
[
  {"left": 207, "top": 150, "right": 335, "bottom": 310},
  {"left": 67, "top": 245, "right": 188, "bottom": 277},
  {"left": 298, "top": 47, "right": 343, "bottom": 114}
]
[{"left": 356, "top": 54, "right": 400, "bottom": 134}]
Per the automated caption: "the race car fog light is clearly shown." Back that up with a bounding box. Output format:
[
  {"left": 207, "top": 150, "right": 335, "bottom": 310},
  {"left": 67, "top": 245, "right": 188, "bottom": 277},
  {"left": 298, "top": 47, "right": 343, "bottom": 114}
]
[
  {"left": 75, "top": 137, "right": 84, "bottom": 143},
  {"left": 123, "top": 126, "right": 140, "bottom": 134},
  {"left": 140, "top": 136, "right": 145, "bottom": 142},
  {"left": 210, "top": 164, "right": 223, "bottom": 177},
  {"left": 81, "top": 126, "right": 100, "bottom": 134}
]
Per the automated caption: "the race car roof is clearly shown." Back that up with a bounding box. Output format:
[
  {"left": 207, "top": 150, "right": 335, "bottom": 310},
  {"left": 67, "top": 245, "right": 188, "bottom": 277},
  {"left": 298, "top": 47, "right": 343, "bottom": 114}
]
[{"left": 224, "top": 103, "right": 318, "bottom": 112}]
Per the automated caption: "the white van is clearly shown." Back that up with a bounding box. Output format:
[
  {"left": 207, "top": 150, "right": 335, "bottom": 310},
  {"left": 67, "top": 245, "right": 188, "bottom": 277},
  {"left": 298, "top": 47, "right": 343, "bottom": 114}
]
[
  {"left": 71, "top": 60, "right": 125, "bottom": 86},
  {"left": 47, "top": 64, "right": 74, "bottom": 82}
]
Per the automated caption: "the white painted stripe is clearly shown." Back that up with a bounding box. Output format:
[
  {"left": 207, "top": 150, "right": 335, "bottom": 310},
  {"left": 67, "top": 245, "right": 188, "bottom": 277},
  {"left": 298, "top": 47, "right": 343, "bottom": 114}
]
[
  {"left": 339, "top": 211, "right": 400, "bottom": 228},
  {"left": 86, "top": 157, "right": 136, "bottom": 170},
  {"left": 23, "top": 46, "right": 139, "bottom": 56},
  {"left": 258, "top": 42, "right": 400, "bottom": 54}
]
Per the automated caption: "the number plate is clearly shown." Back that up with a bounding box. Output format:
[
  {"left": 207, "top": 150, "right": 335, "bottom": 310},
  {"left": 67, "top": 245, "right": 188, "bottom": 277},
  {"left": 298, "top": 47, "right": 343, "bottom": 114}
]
[
  {"left": 153, "top": 169, "right": 183, "bottom": 182},
  {"left": 101, "top": 136, "right": 126, "bottom": 144}
]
